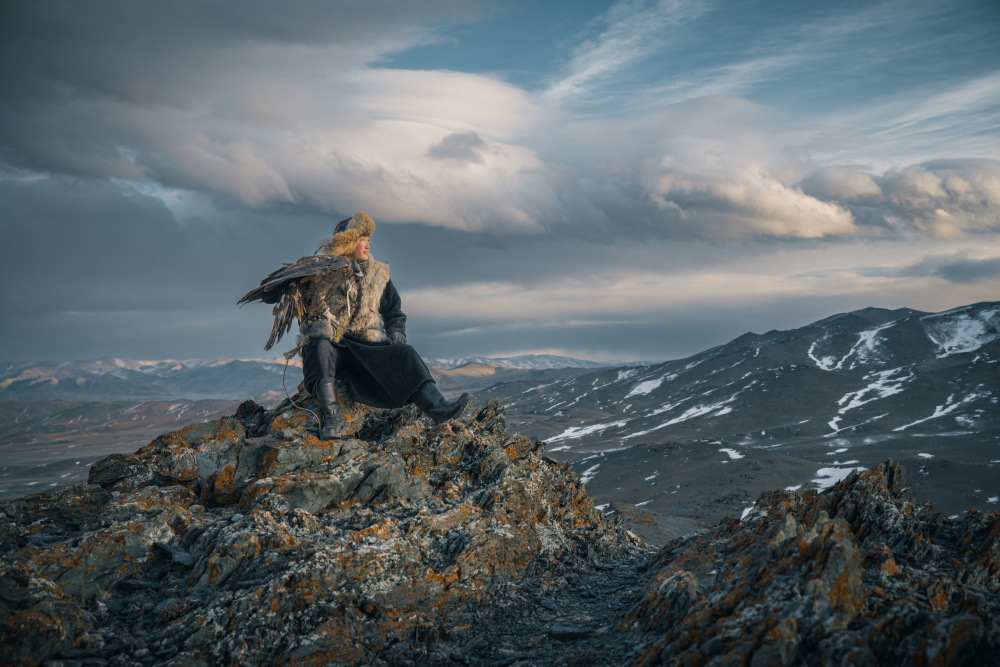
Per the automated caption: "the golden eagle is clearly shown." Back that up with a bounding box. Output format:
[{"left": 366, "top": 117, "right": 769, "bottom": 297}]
[{"left": 238, "top": 255, "right": 362, "bottom": 351}]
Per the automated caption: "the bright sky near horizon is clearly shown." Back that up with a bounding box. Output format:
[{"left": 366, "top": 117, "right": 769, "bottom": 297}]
[{"left": 1, "top": 0, "right": 998, "bottom": 363}]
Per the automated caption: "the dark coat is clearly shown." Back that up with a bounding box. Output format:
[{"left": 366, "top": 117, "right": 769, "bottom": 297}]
[
  {"left": 302, "top": 276, "right": 432, "bottom": 409},
  {"left": 379, "top": 279, "right": 407, "bottom": 341}
]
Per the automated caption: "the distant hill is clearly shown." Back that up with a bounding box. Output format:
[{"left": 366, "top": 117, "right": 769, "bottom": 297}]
[
  {"left": 0, "top": 398, "right": 239, "bottom": 499},
  {"left": 0, "top": 354, "right": 626, "bottom": 403},
  {"left": 481, "top": 301, "right": 1000, "bottom": 519},
  {"left": 424, "top": 354, "right": 644, "bottom": 371},
  {"left": 3, "top": 303, "right": 997, "bottom": 518},
  {"left": 0, "top": 357, "right": 300, "bottom": 402}
]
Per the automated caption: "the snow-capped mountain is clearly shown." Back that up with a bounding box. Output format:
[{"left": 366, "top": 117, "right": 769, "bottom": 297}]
[
  {"left": 486, "top": 302, "right": 999, "bottom": 451},
  {"left": 0, "top": 354, "right": 634, "bottom": 403},
  {"left": 482, "top": 301, "right": 1000, "bottom": 519},
  {"left": 0, "top": 357, "right": 302, "bottom": 402}
]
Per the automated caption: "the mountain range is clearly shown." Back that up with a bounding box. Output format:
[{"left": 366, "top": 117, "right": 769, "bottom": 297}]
[
  {"left": 0, "top": 354, "right": 612, "bottom": 403},
  {"left": 480, "top": 300, "right": 1000, "bottom": 524},
  {"left": 2, "top": 301, "right": 998, "bottom": 520},
  {"left": 425, "top": 354, "right": 645, "bottom": 370}
]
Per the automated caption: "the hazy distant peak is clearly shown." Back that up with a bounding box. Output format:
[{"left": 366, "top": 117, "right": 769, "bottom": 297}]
[{"left": 423, "top": 354, "right": 633, "bottom": 371}]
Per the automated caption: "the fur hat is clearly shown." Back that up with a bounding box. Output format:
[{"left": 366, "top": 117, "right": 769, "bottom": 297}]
[{"left": 318, "top": 211, "right": 375, "bottom": 256}]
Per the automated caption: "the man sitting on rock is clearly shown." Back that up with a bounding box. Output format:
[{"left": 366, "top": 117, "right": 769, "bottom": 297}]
[{"left": 297, "top": 211, "right": 473, "bottom": 439}]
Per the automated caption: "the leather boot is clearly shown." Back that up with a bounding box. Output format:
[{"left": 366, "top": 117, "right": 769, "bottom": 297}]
[
  {"left": 316, "top": 380, "right": 346, "bottom": 439},
  {"left": 411, "top": 381, "right": 474, "bottom": 426}
]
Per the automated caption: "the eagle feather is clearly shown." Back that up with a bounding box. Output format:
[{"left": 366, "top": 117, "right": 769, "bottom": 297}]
[{"left": 238, "top": 255, "right": 360, "bottom": 351}]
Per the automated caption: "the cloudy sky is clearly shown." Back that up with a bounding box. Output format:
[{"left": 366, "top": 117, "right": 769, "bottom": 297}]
[{"left": 2, "top": 0, "right": 999, "bottom": 364}]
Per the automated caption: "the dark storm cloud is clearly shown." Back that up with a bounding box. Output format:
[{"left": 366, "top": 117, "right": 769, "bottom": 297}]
[
  {"left": 0, "top": 1, "right": 487, "bottom": 86},
  {"left": 933, "top": 257, "right": 1000, "bottom": 283},
  {"left": 427, "top": 132, "right": 487, "bottom": 163},
  {"left": 899, "top": 253, "right": 1000, "bottom": 284},
  {"left": 0, "top": 173, "right": 353, "bottom": 360},
  {"left": 0, "top": 175, "right": 332, "bottom": 311},
  {"left": 805, "top": 250, "right": 1000, "bottom": 286},
  {"left": 375, "top": 222, "right": 777, "bottom": 291}
]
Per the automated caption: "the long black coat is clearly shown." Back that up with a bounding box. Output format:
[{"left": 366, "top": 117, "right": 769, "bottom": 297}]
[{"left": 302, "top": 278, "right": 433, "bottom": 409}]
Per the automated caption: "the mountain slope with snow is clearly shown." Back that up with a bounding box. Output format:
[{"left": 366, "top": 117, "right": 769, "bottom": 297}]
[{"left": 482, "top": 301, "right": 1000, "bottom": 519}]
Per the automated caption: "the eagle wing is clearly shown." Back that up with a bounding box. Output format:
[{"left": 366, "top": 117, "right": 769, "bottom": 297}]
[{"left": 238, "top": 255, "right": 357, "bottom": 351}]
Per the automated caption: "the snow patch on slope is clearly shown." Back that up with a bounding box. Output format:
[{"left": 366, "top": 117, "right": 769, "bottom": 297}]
[
  {"left": 893, "top": 390, "right": 989, "bottom": 431},
  {"left": 625, "top": 396, "right": 738, "bottom": 440},
  {"left": 579, "top": 464, "right": 600, "bottom": 485},
  {"left": 837, "top": 367, "right": 914, "bottom": 414},
  {"left": 810, "top": 321, "right": 899, "bottom": 372},
  {"left": 625, "top": 373, "right": 676, "bottom": 398},
  {"left": 813, "top": 466, "right": 867, "bottom": 490},
  {"left": 923, "top": 308, "right": 1000, "bottom": 358},
  {"left": 808, "top": 335, "right": 839, "bottom": 371},
  {"left": 547, "top": 420, "right": 628, "bottom": 445}
]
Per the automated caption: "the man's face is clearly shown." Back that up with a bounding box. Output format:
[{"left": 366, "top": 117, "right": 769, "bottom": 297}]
[{"left": 353, "top": 235, "right": 370, "bottom": 260}]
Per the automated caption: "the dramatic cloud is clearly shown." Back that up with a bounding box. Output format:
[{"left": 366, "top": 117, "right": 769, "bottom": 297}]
[
  {"left": 648, "top": 161, "right": 857, "bottom": 240},
  {"left": 6, "top": 2, "right": 994, "bottom": 243},
  {"left": 802, "top": 159, "right": 1000, "bottom": 238},
  {"left": 799, "top": 168, "right": 883, "bottom": 201},
  {"left": 1, "top": 1, "right": 997, "bottom": 363}
]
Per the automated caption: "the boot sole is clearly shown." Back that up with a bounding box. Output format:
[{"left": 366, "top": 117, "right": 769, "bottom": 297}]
[{"left": 434, "top": 394, "right": 474, "bottom": 426}]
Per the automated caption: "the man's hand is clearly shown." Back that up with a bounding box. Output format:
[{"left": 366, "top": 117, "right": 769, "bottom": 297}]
[{"left": 390, "top": 332, "right": 407, "bottom": 345}]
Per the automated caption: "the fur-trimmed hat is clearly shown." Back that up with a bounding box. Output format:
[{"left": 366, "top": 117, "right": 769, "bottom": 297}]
[{"left": 318, "top": 211, "right": 375, "bottom": 256}]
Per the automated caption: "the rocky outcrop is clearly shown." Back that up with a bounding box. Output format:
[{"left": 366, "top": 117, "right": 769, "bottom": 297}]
[
  {"left": 0, "top": 393, "right": 634, "bottom": 665},
  {"left": 2, "top": 387, "right": 998, "bottom": 666},
  {"left": 627, "top": 462, "right": 1000, "bottom": 665}
]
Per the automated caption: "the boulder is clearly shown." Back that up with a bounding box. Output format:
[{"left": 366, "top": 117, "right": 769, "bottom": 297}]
[
  {"left": 1, "top": 394, "right": 633, "bottom": 665},
  {"left": 4, "top": 390, "right": 997, "bottom": 665},
  {"left": 628, "top": 461, "right": 1000, "bottom": 665}
]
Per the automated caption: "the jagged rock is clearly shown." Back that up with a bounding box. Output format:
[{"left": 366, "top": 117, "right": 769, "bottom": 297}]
[
  {"left": 0, "top": 569, "right": 88, "bottom": 665},
  {"left": 550, "top": 624, "right": 590, "bottom": 640},
  {"left": 4, "top": 388, "right": 998, "bottom": 665},
  {"left": 0, "top": 394, "right": 633, "bottom": 665},
  {"left": 628, "top": 461, "right": 1000, "bottom": 665}
]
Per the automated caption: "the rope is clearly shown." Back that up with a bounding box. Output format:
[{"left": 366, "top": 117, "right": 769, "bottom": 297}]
[{"left": 282, "top": 354, "right": 320, "bottom": 431}]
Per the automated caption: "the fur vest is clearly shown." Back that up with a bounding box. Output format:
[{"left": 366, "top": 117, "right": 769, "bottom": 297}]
[{"left": 299, "top": 257, "right": 391, "bottom": 344}]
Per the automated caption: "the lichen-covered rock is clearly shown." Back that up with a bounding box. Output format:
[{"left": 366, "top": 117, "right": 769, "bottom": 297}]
[
  {"left": 0, "top": 394, "right": 634, "bottom": 665},
  {"left": 5, "top": 393, "right": 998, "bottom": 666},
  {"left": 629, "top": 461, "right": 1000, "bottom": 665},
  {"left": 0, "top": 569, "right": 87, "bottom": 665}
]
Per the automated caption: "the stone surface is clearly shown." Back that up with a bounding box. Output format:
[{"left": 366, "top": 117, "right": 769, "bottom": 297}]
[
  {"left": 627, "top": 461, "right": 1000, "bottom": 665},
  {"left": 0, "top": 393, "right": 634, "bottom": 665},
  {"left": 2, "top": 388, "right": 998, "bottom": 665},
  {"left": 0, "top": 569, "right": 87, "bottom": 665}
]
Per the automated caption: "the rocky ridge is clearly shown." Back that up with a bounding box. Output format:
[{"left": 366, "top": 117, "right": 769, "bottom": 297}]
[
  {"left": 0, "top": 389, "right": 998, "bottom": 665},
  {"left": 0, "top": 392, "right": 636, "bottom": 665},
  {"left": 628, "top": 462, "right": 1000, "bottom": 664}
]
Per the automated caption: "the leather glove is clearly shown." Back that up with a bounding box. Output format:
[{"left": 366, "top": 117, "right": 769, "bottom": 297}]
[{"left": 390, "top": 332, "right": 407, "bottom": 345}]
